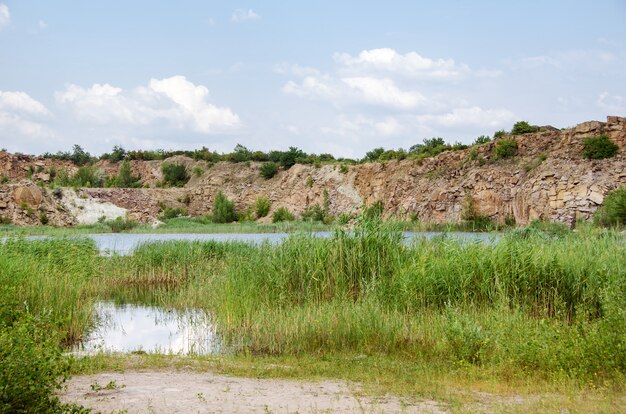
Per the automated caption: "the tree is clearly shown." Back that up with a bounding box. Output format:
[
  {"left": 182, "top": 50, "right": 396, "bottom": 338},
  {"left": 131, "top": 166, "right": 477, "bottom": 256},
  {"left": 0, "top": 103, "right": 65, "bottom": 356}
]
[
  {"left": 109, "top": 145, "right": 127, "bottom": 163},
  {"left": 260, "top": 162, "right": 278, "bottom": 179},
  {"left": 161, "top": 163, "right": 189, "bottom": 187},
  {"left": 69, "top": 145, "right": 92, "bottom": 166},
  {"left": 114, "top": 160, "right": 141, "bottom": 188},
  {"left": 364, "top": 147, "right": 385, "bottom": 162},
  {"left": 212, "top": 191, "right": 236, "bottom": 223},
  {"left": 511, "top": 121, "right": 538, "bottom": 135}
]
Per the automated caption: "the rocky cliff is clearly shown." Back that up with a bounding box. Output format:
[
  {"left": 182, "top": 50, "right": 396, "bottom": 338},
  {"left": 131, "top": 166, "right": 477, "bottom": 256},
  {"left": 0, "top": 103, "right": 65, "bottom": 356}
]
[{"left": 1, "top": 116, "right": 624, "bottom": 227}]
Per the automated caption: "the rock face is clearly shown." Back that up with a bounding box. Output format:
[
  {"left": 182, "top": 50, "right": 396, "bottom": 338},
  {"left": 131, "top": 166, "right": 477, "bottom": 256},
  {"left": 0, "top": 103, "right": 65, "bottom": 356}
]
[
  {"left": 0, "top": 116, "right": 625, "bottom": 227},
  {"left": 13, "top": 185, "right": 43, "bottom": 207}
]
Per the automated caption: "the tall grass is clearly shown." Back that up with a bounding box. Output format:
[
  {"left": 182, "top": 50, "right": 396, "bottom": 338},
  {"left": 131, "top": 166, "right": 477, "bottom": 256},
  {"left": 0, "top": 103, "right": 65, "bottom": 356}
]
[{"left": 0, "top": 220, "right": 624, "bottom": 381}]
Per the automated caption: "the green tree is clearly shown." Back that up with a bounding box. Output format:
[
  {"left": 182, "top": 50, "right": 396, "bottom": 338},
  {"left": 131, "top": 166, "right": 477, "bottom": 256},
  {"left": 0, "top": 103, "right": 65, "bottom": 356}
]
[
  {"left": 115, "top": 159, "right": 141, "bottom": 188},
  {"left": 212, "top": 191, "right": 236, "bottom": 223},
  {"left": 260, "top": 162, "right": 278, "bottom": 179},
  {"left": 161, "top": 162, "right": 189, "bottom": 187},
  {"left": 254, "top": 195, "right": 271, "bottom": 218},
  {"left": 511, "top": 121, "right": 538, "bottom": 135}
]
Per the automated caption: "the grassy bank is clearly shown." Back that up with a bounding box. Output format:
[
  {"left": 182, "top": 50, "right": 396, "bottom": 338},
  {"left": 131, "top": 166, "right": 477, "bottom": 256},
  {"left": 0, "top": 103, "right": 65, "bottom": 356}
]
[{"left": 1, "top": 220, "right": 625, "bottom": 411}]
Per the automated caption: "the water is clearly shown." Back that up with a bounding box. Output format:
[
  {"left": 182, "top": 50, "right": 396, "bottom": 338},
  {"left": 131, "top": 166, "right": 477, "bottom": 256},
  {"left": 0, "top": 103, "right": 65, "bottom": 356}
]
[
  {"left": 52, "top": 231, "right": 495, "bottom": 255},
  {"left": 75, "top": 301, "right": 222, "bottom": 356}
]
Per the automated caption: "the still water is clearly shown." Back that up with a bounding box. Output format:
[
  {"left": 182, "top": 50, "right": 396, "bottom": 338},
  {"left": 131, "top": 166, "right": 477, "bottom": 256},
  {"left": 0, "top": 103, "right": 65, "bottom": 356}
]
[
  {"left": 76, "top": 301, "right": 222, "bottom": 356},
  {"left": 85, "top": 231, "right": 495, "bottom": 255}
]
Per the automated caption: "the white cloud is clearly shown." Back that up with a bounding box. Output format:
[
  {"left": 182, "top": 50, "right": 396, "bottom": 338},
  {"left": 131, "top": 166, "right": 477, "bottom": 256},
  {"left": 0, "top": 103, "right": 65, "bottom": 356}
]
[
  {"left": 597, "top": 92, "right": 626, "bottom": 114},
  {"left": 0, "top": 91, "right": 50, "bottom": 116},
  {"left": 0, "top": 3, "right": 10, "bottom": 31},
  {"left": 56, "top": 75, "right": 240, "bottom": 133},
  {"left": 231, "top": 8, "right": 260, "bottom": 23},
  {"left": 415, "top": 106, "right": 515, "bottom": 128},
  {"left": 334, "top": 48, "right": 471, "bottom": 80},
  {"left": 282, "top": 76, "right": 338, "bottom": 100},
  {"left": 342, "top": 77, "right": 424, "bottom": 108},
  {"left": 0, "top": 90, "right": 53, "bottom": 139}
]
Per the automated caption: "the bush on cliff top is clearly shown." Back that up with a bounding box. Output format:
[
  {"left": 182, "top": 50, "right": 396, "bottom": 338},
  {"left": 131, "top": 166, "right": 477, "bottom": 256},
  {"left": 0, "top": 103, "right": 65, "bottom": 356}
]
[{"left": 511, "top": 121, "right": 539, "bottom": 135}]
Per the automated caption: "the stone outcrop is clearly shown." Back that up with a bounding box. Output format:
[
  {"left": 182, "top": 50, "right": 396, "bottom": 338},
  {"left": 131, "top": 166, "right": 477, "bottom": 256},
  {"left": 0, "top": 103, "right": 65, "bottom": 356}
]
[{"left": 0, "top": 116, "right": 624, "bottom": 227}]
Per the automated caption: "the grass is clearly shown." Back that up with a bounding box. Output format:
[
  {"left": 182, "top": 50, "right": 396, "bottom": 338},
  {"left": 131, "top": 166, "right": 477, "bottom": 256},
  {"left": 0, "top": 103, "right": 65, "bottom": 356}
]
[{"left": 0, "top": 218, "right": 625, "bottom": 411}]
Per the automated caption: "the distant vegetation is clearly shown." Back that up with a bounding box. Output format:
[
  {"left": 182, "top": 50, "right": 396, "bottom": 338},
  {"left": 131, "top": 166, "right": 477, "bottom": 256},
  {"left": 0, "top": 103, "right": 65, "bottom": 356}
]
[{"left": 511, "top": 120, "right": 539, "bottom": 135}]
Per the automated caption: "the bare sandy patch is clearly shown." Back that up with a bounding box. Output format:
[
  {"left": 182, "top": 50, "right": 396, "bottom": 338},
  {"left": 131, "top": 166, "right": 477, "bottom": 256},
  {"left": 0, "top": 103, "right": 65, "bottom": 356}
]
[{"left": 61, "top": 370, "right": 447, "bottom": 413}]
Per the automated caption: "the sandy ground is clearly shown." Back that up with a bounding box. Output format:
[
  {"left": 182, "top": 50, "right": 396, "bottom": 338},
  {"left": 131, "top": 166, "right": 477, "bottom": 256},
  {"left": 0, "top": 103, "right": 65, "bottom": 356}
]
[{"left": 61, "top": 371, "right": 448, "bottom": 413}]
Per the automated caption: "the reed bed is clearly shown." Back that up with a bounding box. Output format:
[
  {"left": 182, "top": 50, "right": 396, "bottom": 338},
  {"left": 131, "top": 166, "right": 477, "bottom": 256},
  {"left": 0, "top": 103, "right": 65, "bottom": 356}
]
[{"left": 0, "top": 221, "right": 624, "bottom": 381}]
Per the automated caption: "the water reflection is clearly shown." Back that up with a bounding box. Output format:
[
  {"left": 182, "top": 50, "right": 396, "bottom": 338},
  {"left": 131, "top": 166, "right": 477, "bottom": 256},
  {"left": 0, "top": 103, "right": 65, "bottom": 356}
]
[{"left": 77, "top": 301, "right": 222, "bottom": 356}]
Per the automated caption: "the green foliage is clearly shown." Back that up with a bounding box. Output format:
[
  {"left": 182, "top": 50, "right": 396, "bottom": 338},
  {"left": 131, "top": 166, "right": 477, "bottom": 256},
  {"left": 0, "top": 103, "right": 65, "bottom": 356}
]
[
  {"left": 192, "top": 165, "right": 204, "bottom": 177},
  {"left": 339, "top": 164, "right": 349, "bottom": 174},
  {"left": 39, "top": 213, "right": 49, "bottom": 225},
  {"left": 363, "top": 200, "right": 384, "bottom": 220},
  {"left": 20, "top": 202, "right": 34, "bottom": 218},
  {"left": 493, "top": 130, "right": 506, "bottom": 138},
  {"left": 100, "top": 145, "right": 126, "bottom": 163},
  {"left": 0, "top": 175, "right": 8, "bottom": 184},
  {"left": 473, "top": 135, "right": 491, "bottom": 145},
  {"left": 494, "top": 139, "right": 518, "bottom": 159},
  {"left": 523, "top": 153, "right": 547, "bottom": 172},
  {"left": 104, "top": 216, "right": 138, "bottom": 232},
  {"left": 159, "top": 207, "right": 188, "bottom": 221},
  {"left": 212, "top": 191, "right": 236, "bottom": 223},
  {"left": 254, "top": 195, "right": 271, "bottom": 218},
  {"left": 0, "top": 215, "right": 11, "bottom": 225},
  {"left": 582, "top": 134, "right": 619, "bottom": 160},
  {"left": 306, "top": 176, "right": 313, "bottom": 188},
  {"left": 0, "top": 307, "right": 75, "bottom": 413},
  {"left": 301, "top": 204, "right": 325, "bottom": 222},
  {"left": 364, "top": 147, "right": 385, "bottom": 162},
  {"left": 272, "top": 207, "right": 295, "bottom": 223},
  {"left": 468, "top": 149, "right": 478, "bottom": 161},
  {"left": 72, "top": 165, "right": 104, "bottom": 187},
  {"left": 461, "top": 194, "right": 493, "bottom": 231},
  {"left": 269, "top": 146, "right": 307, "bottom": 169},
  {"left": 511, "top": 121, "right": 539, "bottom": 135},
  {"left": 114, "top": 160, "right": 141, "bottom": 188},
  {"left": 594, "top": 187, "right": 626, "bottom": 227},
  {"left": 259, "top": 162, "right": 278, "bottom": 179},
  {"left": 161, "top": 162, "right": 189, "bottom": 187}
]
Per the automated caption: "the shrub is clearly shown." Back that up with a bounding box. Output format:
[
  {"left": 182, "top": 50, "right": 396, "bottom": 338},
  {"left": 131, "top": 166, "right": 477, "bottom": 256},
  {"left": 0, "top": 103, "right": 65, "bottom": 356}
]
[
  {"left": 306, "top": 176, "right": 313, "bottom": 188},
  {"left": 0, "top": 215, "right": 11, "bottom": 225},
  {"left": 582, "top": 134, "right": 619, "bottom": 160},
  {"left": 594, "top": 187, "right": 626, "bottom": 227},
  {"left": 159, "top": 207, "right": 188, "bottom": 221},
  {"left": 105, "top": 216, "right": 138, "bottom": 232},
  {"left": 39, "top": 213, "right": 49, "bottom": 225},
  {"left": 272, "top": 207, "right": 295, "bottom": 223},
  {"left": 254, "top": 195, "right": 271, "bottom": 218},
  {"left": 301, "top": 204, "right": 324, "bottom": 222},
  {"left": 473, "top": 135, "right": 491, "bottom": 146},
  {"left": 212, "top": 191, "right": 236, "bottom": 223},
  {"left": 0, "top": 175, "right": 8, "bottom": 184},
  {"left": 493, "top": 130, "right": 506, "bottom": 138},
  {"left": 511, "top": 121, "right": 538, "bottom": 135},
  {"left": 494, "top": 139, "right": 518, "bottom": 159},
  {"left": 114, "top": 159, "right": 141, "bottom": 188},
  {"left": 192, "top": 165, "right": 204, "bottom": 177},
  {"left": 260, "top": 162, "right": 278, "bottom": 179},
  {"left": 0, "top": 307, "right": 73, "bottom": 413},
  {"left": 73, "top": 165, "right": 104, "bottom": 187},
  {"left": 339, "top": 164, "right": 349, "bottom": 174},
  {"left": 161, "top": 162, "right": 189, "bottom": 187}
]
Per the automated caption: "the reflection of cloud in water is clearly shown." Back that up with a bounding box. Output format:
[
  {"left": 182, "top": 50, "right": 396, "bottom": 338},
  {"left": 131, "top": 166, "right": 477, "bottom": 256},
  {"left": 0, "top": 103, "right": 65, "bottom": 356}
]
[{"left": 79, "top": 302, "right": 222, "bottom": 355}]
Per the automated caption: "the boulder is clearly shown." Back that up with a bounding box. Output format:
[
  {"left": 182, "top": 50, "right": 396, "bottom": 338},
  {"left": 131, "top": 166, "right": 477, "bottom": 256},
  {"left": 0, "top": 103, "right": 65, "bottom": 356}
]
[{"left": 13, "top": 185, "right": 43, "bottom": 207}]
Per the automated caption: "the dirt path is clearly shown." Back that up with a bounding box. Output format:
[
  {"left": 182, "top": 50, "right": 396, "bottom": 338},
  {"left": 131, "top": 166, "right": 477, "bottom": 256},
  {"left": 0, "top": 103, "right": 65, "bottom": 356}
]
[{"left": 62, "top": 371, "right": 448, "bottom": 413}]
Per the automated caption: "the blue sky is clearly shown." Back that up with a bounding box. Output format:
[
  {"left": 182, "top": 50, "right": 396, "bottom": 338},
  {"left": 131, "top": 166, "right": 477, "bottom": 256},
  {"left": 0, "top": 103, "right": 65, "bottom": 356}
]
[{"left": 1, "top": 1, "right": 625, "bottom": 158}]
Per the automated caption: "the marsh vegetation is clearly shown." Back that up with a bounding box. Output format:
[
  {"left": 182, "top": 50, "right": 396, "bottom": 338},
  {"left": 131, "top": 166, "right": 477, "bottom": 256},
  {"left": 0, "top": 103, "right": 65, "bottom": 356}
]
[{"left": 1, "top": 215, "right": 625, "bottom": 411}]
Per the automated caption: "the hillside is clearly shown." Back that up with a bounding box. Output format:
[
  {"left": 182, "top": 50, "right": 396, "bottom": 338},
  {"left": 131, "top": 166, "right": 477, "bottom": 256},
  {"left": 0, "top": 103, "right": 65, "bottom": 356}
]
[{"left": 1, "top": 116, "right": 624, "bottom": 227}]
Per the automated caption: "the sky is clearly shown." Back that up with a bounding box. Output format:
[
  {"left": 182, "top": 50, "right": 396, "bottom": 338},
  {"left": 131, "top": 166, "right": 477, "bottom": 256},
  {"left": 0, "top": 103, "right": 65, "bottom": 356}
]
[{"left": 0, "top": 1, "right": 625, "bottom": 158}]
